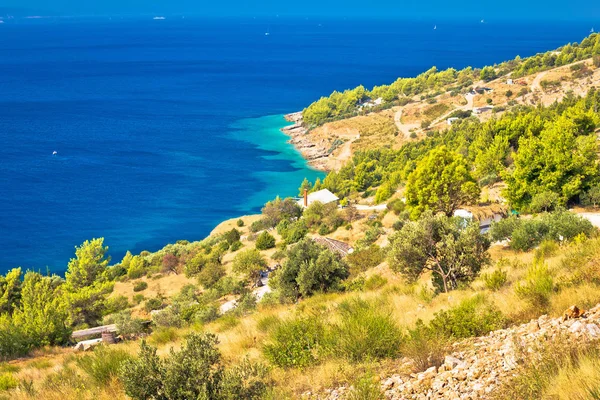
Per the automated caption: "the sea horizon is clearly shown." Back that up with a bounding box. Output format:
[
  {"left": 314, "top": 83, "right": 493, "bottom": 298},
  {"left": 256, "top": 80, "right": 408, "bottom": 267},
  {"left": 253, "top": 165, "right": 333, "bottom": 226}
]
[{"left": 0, "top": 17, "right": 596, "bottom": 274}]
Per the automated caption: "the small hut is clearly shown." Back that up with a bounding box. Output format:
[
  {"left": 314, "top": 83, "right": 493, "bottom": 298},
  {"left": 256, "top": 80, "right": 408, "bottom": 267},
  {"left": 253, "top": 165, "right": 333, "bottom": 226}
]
[{"left": 454, "top": 204, "right": 509, "bottom": 233}]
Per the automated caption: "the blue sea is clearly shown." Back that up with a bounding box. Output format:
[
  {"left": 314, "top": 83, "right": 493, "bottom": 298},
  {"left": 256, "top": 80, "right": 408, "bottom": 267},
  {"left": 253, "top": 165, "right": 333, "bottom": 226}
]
[{"left": 0, "top": 17, "right": 595, "bottom": 273}]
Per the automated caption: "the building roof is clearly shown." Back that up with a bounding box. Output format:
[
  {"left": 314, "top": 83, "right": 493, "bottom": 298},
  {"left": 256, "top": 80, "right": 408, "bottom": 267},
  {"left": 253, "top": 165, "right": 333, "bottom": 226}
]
[
  {"left": 454, "top": 204, "right": 509, "bottom": 221},
  {"left": 298, "top": 189, "right": 339, "bottom": 208},
  {"left": 313, "top": 237, "right": 354, "bottom": 257}
]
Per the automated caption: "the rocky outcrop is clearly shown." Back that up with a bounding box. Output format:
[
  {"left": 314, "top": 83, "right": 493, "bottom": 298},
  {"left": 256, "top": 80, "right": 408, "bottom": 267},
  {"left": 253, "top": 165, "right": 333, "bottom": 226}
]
[
  {"left": 310, "top": 304, "right": 600, "bottom": 399},
  {"left": 282, "top": 112, "right": 331, "bottom": 171}
]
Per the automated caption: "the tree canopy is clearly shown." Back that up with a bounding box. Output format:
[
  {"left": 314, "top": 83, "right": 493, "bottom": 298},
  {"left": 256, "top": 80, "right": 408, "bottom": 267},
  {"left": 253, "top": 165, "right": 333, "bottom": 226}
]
[
  {"left": 388, "top": 212, "right": 490, "bottom": 293},
  {"left": 405, "top": 146, "right": 480, "bottom": 218}
]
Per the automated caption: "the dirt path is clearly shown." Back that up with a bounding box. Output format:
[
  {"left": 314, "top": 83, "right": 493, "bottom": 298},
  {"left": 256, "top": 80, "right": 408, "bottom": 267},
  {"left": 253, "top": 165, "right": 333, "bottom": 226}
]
[
  {"left": 531, "top": 70, "right": 549, "bottom": 92},
  {"left": 430, "top": 93, "right": 476, "bottom": 126},
  {"left": 531, "top": 59, "right": 589, "bottom": 93},
  {"left": 329, "top": 140, "right": 353, "bottom": 170},
  {"left": 394, "top": 108, "right": 420, "bottom": 138}
]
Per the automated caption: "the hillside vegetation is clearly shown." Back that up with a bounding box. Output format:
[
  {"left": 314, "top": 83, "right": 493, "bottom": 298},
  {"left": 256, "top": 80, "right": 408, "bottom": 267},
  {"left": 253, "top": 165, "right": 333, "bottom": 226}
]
[
  {"left": 0, "top": 35, "right": 600, "bottom": 400},
  {"left": 302, "top": 33, "right": 600, "bottom": 127}
]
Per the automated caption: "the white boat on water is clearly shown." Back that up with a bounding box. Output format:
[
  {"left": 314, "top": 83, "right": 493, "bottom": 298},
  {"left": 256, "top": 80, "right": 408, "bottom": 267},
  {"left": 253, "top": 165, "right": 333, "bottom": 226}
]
[
  {"left": 433, "top": 25, "right": 437, "bottom": 30},
  {"left": 153, "top": 16, "right": 166, "bottom": 20}
]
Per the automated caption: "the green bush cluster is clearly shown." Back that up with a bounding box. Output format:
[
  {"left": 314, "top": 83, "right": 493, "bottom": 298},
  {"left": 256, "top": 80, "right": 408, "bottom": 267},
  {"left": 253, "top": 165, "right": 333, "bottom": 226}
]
[
  {"left": 428, "top": 295, "right": 506, "bottom": 339},
  {"left": 515, "top": 262, "right": 555, "bottom": 309},
  {"left": 271, "top": 239, "right": 349, "bottom": 301},
  {"left": 133, "top": 281, "right": 148, "bottom": 292},
  {"left": 255, "top": 231, "right": 276, "bottom": 250},
  {"left": 481, "top": 268, "right": 508, "bottom": 291},
  {"left": 120, "top": 333, "right": 270, "bottom": 400},
  {"left": 490, "top": 211, "right": 595, "bottom": 251},
  {"left": 76, "top": 345, "right": 133, "bottom": 386},
  {"left": 263, "top": 298, "right": 402, "bottom": 368}
]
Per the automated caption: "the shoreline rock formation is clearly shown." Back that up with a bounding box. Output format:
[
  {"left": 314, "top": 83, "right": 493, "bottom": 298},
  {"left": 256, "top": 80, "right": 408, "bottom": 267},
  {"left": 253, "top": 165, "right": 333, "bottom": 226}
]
[{"left": 282, "top": 112, "right": 331, "bottom": 171}]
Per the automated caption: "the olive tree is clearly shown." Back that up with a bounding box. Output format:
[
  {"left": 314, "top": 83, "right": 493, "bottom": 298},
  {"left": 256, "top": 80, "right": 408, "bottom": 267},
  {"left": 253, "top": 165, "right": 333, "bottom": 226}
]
[{"left": 388, "top": 212, "right": 490, "bottom": 293}]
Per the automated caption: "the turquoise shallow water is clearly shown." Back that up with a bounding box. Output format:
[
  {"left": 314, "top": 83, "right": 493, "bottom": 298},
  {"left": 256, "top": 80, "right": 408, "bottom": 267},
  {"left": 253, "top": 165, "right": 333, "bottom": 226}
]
[
  {"left": 0, "top": 17, "right": 593, "bottom": 273},
  {"left": 229, "top": 115, "right": 325, "bottom": 209}
]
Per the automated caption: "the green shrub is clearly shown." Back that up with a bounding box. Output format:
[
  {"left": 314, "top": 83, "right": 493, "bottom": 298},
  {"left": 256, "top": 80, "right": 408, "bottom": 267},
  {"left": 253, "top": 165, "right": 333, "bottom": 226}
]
[
  {"left": 197, "top": 263, "right": 226, "bottom": 289},
  {"left": 0, "top": 373, "right": 17, "bottom": 391},
  {"left": 482, "top": 268, "right": 508, "bottom": 291},
  {"left": 144, "top": 297, "right": 165, "bottom": 313},
  {"left": 271, "top": 250, "right": 286, "bottom": 261},
  {"left": 392, "top": 219, "right": 406, "bottom": 231},
  {"left": 343, "top": 276, "right": 365, "bottom": 292},
  {"left": 111, "top": 311, "right": 146, "bottom": 338},
  {"left": 230, "top": 241, "right": 242, "bottom": 252},
  {"left": 347, "top": 373, "right": 384, "bottom": 400},
  {"left": 272, "top": 239, "right": 349, "bottom": 300},
  {"left": 515, "top": 262, "right": 555, "bottom": 309},
  {"left": 231, "top": 293, "right": 257, "bottom": 317},
  {"left": 256, "top": 315, "right": 281, "bottom": 333},
  {"left": 120, "top": 334, "right": 269, "bottom": 400},
  {"left": 511, "top": 219, "right": 549, "bottom": 251},
  {"left": 220, "top": 358, "right": 271, "bottom": 400},
  {"left": 133, "top": 281, "right": 148, "bottom": 292},
  {"left": 152, "top": 305, "right": 184, "bottom": 328},
  {"left": 318, "top": 224, "right": 330, "bottom": 236},
  {"left": 356, "top": 226, "right": 382, "bottom": 248},
  {"left": 255, "top": 232, "right": 276, "bottom": 250},
  {"left": 0, "top": 323, "right": 31, "bottom": 361},
  {"left": 429, "top": 295, "right": 505, "bottom": 339},
  {"left": 529, "top": 191, "right": 561, "bottom": 213},
  {"left": 489, "top": 216, "right": 521, "bottom": 242},
  {"left": 346, "top": 245, "right": 384, "bottom": 274},
  {"left": 402, "top": 320, "right": 449, "bottom": 371},
  {"left": 543, "top": 211, "right": 594, "bottom": 242},
  {"left": 534, "top": 240, "right": 559, "bottom": 260},
  {"left": 133, "top": 294, "right": 145, "bottom": 305},
  {"left": 250, "top": 220, "right": 267, "bottom": 233},
  {"left": 76, "top": 345, "right": 132, "bottom": 386},
  {"left": 224, "top": 228, "right": 241, "bottom": 245},
  {"left": 236, "top": 219, "right": 245, "bottom": 227},
  {"left": 281, "top": 220, "right": 308, "bottom": 244},
  {"left": 364, "top": 274, "right": 388, "bottom": 290},
  {"left": 148, "top": 327, "right": 179, "bottom": 346},
  {"left": 263, "top": 318, "right": 329, "bottom": 369},
  {"left": 333, "top": 299, "right": 403, "bottom": 362},
  {"left": 193, "top": 305, "right": 220, "bottom": 325},
  {"left": 387, "top": 198, "right": 406, "bottom": 215}
]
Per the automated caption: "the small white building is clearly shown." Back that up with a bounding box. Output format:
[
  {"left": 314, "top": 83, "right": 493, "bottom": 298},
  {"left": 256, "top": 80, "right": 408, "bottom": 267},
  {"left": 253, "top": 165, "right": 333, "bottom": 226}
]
[
  {"left": 447, "top": 117, "right": 460, "bottom": 125},
  {"left": 359, "top": 97, "right": 384, "bottom": 110},
  {"left": 454, "top": 205, "right": 508, "bottom": 233},
  {"left": 298, "top": 189, "right": 339, "bottom": 208},
  {"left": 506, "top": 79, "right": 514, "bottom": 85}
]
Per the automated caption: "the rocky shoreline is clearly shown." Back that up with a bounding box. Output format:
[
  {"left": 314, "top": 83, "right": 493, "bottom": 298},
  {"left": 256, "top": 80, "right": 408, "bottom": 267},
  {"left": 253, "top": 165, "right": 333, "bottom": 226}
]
[{"left": 282, "top": 112, "right": 331, "bottom": 171}]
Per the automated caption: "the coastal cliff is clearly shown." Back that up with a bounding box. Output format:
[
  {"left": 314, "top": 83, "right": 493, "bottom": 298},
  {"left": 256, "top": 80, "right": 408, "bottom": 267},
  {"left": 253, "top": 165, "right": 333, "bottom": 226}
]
[{"left": 282, "top": 112, "right": 332, "bottom": 171}]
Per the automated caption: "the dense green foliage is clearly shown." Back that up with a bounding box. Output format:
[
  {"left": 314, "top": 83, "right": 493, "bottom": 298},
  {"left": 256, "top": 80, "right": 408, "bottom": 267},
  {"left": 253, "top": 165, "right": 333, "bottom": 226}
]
[
  {"left": 427, "top": 295, "right": 506, "bottom": 338},
  {"left": 333, "top": 299, "right": 403, "bottom": 362},
  {"left": 405, "top": 146, "right": 480, "bottom": 218},
  {"left": 489, "top": 211, "right": 595, "bottom": 251},
  {"left": 255, "top": 231, "right": 276, "bottom": 250},
  {"left": 388, "top": 213, "right": 490, "bottom": 293},
  {"left": 271, "top": 239, "right": 349, "bottom": 300},
  {"left": 232, "top": 249, "right": 268, "bottom": 283},
  {"left": 263, "top": 317, "right": 328, "bottom": 369},
  {"left": 307, "top": 89, "right": 600, "bottom": 213},
  {"left": 120, "top": 333, "right": 270, "bottom": 400}
]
